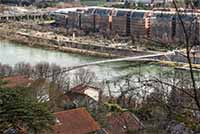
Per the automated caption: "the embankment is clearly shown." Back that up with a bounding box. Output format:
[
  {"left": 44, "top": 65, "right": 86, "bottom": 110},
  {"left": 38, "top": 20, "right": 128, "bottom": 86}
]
[{"left": 0, "top": 28, "right": 153, "bottom": 58}]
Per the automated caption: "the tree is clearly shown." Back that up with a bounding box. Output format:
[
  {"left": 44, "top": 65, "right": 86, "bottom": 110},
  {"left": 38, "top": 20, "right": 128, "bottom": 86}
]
[
  {"left": 72, "top": 68, "right": 97, "bottom": 86},
  {"left": 0, "top": 86, "right": 55, "bottom": 134}
]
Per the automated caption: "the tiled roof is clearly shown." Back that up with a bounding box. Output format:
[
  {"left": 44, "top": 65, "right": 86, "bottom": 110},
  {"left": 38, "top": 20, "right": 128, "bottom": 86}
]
[
  {"left": 70, "top": 84, "right": 99, "bottom": 93},
  {"left": 69, "top": 84, "right": 100, "bottom": 101},
  {"left": 70, "top": 84, "right": 89, "bottom": 94},
  {"left": 2, "top": 75, "right": 32, "bottom": 88},
  {"left": 54, "top": 108, "right": 101, "bottom": 134},
  {"left": 106, "top": 112, "right": 144, "bottom": 134}
]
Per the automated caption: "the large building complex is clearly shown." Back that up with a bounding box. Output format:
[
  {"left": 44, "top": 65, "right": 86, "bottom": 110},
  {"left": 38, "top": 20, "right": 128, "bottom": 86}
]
[{"left": 52, "top": 6, "right": 200, "bottom": 44}]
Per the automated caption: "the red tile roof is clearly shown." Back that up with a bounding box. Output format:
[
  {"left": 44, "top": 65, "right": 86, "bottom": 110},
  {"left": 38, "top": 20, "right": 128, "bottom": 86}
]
[
  {"left": 2, "top": 75, "right": 32, "bottom": 88},
  {"left": 70, "top": 84, "right": 99, "bottom": 94},
  {"left": 70, "top": 84, "right": 88, "bottom": 93},
  {"left": 54, "top": 108, "right": 101, "bottom": 134},
  {"left": 69, "top": 84, "right": 101, "bottom": 102},
  {"left": 106, "top": 112, "right": 144, "bottom": 134}
]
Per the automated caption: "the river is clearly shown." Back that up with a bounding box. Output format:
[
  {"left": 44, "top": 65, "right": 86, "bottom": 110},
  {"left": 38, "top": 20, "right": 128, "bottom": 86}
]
[{"left": 0, "top": 41, "right": 172, "bottom": 82}]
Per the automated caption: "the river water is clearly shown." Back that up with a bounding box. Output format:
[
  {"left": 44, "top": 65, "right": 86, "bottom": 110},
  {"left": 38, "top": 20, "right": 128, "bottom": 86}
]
[{"left": 0, "top": 41, "right": 172, "bottom": 82}]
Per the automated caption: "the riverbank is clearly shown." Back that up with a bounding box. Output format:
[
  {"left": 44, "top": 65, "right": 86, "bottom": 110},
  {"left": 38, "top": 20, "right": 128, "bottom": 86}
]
[
  {"left": 1, "top": 22, "right": 200, "bottom": 72},
  {"left": 0, "top": 33, "right": 116, "bottom": 58},
  {"left": 0, "top": 22, "right": 154, "bottom": 58}
]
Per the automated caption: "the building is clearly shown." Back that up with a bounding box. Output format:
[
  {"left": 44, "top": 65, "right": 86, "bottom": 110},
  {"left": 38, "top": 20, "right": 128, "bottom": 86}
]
[
  {"left": 105, "top": 111, "right": 144, "bottom": 134},
  {"left": 53, "top": 108, "right": 101, "bottom": 134},
  {"left": 65, "top": 84, "right": 101, "bottom": 111},
  {"left": 70, "top": 84, "right": 100, "bottom": 101},
  {"left": 53, "top": 6, "right": 200, "bottom": 43}
]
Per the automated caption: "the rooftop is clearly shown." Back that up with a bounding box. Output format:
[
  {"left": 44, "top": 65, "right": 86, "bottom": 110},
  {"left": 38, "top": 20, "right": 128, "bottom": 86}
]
[
  {"left": 1, "top": 75, "right": 32, "bottom": 88},
  {"left": 54, "top": 108, "right": 101, "bottom": 134},
  {"left": 106, "top": 112, "right": 144, "bottom": 134},
  {"left": 70, "top": 84, "right": 100, "bottom": 101},
  {"left": 54, "top": 6, "right": 200, "bottom": 16}
]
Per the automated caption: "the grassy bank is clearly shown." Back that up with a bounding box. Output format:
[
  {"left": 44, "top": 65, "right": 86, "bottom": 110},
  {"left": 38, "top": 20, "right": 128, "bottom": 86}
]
[{"left": 80, "top": 0, "right": 106, "bottom": 6}]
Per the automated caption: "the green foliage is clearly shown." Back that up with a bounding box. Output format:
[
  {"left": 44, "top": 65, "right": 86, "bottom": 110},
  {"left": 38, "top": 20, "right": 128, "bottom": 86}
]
[
  {"left": 0, "top": 87, "right": 55, "bottom": 134},
  {"left": 0, "top": 79, "right": 7, "bottom": 86},
  {"left": 175, "top": 114, "right": 185, "bottom": 122},
  {"left": 104, "top": 102, "right": 128, "bottom": 112},
  {"left": 175, "top": 112, "right": 200, "bottom": 131},
  {"left": 80, "top": 0, "right": 106, "bottom": 6}
]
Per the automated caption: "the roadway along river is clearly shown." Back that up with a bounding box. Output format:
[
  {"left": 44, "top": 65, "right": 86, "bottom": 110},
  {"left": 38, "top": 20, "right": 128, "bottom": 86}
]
[{"left": 0, "top": 41, "right": 172, "bottom": 81}]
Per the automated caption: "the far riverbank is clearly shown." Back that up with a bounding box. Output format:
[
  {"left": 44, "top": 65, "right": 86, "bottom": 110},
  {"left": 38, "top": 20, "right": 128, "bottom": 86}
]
[{"left": 0, "top": 23, "right": 153, "bottom": 58}]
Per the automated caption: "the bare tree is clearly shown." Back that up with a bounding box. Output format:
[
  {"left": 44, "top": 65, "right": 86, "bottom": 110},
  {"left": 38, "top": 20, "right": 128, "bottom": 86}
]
[
  {"left": 172, "top": 0, "right": 200, "bottom": 111},
  {"left": 0, "top": 63, "right": 12, "bottom": 77},
  {"left": 14, "top": 62, "right": 32, "bottom": 76},
  {"left": 72, "top": 68, "right": 97, "bottom": 86}
]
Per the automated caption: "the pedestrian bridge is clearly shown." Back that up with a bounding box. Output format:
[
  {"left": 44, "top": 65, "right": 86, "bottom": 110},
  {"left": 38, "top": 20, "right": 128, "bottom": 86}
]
[{"left": 48, "top": 51, "right": 186, "bottom": 77}]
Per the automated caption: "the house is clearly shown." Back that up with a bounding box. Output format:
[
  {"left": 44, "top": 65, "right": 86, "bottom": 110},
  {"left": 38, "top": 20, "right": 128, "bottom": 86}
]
[
  {"left": 70, "top": 84, "right": 100, "bottom": 101},
  {"left": 53, "top": 108, "right": 101, "bottom": 134},
  {"left": 65, "top": 84, "right": 101, "bottom": 111},
  {"left": 1, "top": 75, "right": 32, "bottom": 88},
  {"left": 105, "top": 111, "right": 144, "bottom": 134}
]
